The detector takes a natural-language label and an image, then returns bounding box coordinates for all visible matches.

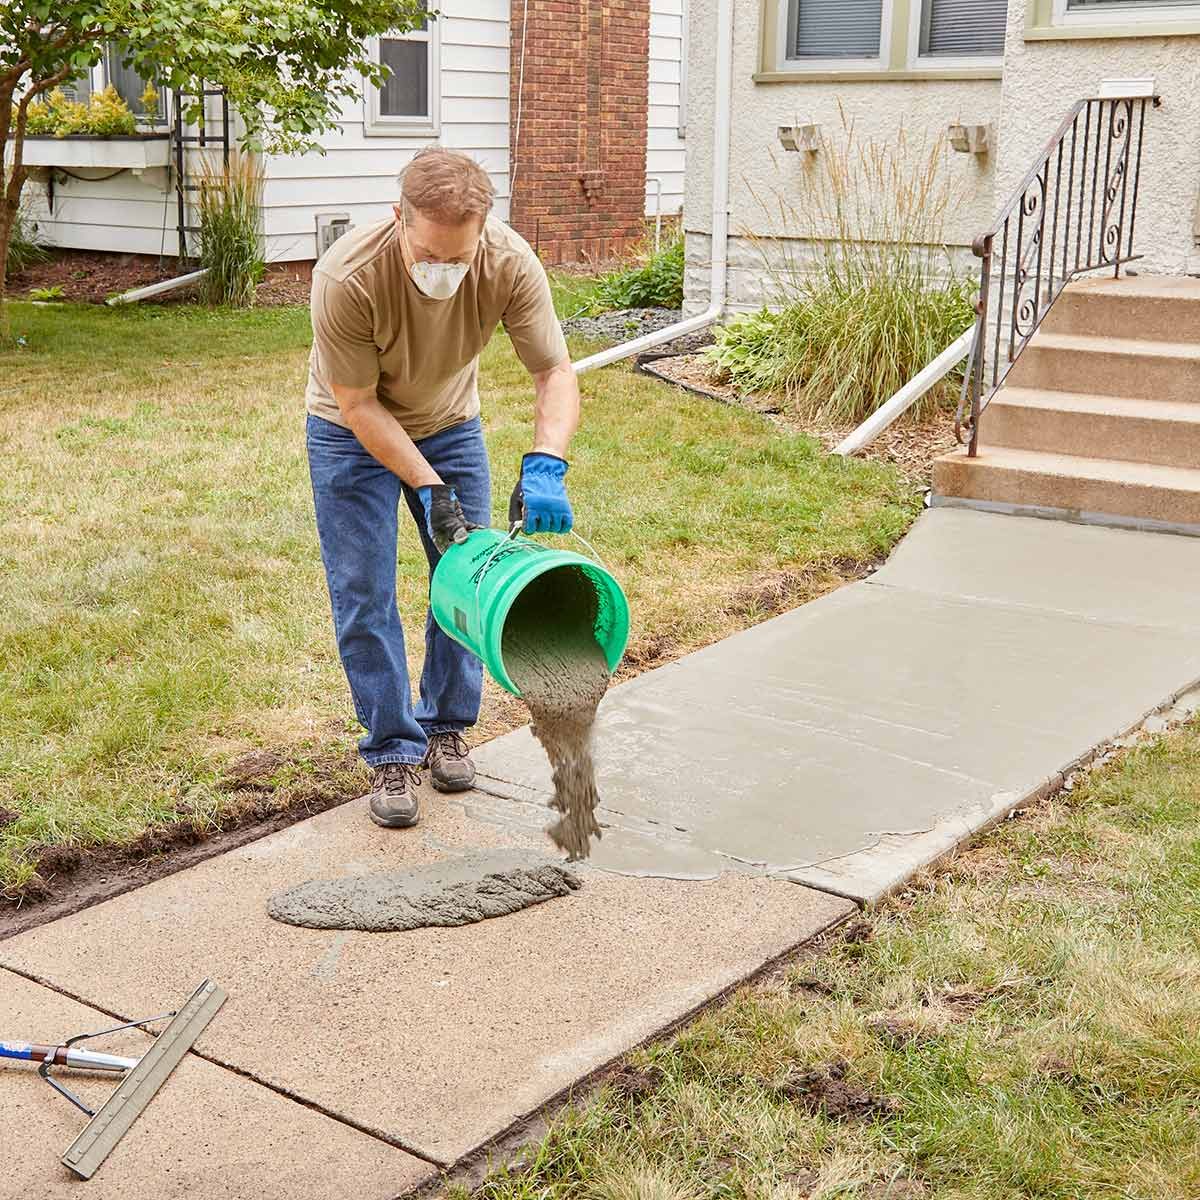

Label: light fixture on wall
[947,123,992,156]
[777,124,820,153]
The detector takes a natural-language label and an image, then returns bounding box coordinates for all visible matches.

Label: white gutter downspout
[573,0,733,375]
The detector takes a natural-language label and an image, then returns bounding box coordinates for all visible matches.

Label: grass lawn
[0,295,917,897]
[459,720,1200,1200]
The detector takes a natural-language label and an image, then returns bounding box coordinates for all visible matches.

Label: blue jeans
[306,413,491,767]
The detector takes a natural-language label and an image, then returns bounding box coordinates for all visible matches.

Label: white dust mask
[408,259,470,301]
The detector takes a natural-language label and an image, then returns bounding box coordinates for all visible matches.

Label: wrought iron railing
[956,94,1160,454]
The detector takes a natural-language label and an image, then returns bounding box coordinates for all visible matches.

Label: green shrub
[705,115,976,425]
[26,86,137,137]
[589,232,684,312]
[5,198,47,278]
[196,151,265,307]
[29,285,65,301]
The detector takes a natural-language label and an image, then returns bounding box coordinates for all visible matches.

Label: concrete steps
[933,446,1200,527]
[1006,332,1200,403]
[980,389,1200,470]
[933,275,1200,531]
[1042,275,1200,343]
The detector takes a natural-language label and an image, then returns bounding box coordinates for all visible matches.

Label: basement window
[365,12,440,137]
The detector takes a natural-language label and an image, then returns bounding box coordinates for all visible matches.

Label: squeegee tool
[1,979,226,1180]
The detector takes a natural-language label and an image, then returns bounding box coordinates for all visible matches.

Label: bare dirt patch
[643,353,958,485]
[607,1063,666,1104]
[774,1059,900,1122]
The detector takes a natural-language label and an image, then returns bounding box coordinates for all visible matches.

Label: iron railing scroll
[956,94,1160,454]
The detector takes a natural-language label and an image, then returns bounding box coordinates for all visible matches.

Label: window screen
[1068,0,1189,6]
[788,0,884,59]
[920,0,1007,56]
[105,45,165,120]
[379,38,430,117]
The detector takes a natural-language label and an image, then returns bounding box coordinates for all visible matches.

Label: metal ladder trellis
[171,84,232,262]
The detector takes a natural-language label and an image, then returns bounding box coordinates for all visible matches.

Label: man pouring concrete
[306,148,579,830]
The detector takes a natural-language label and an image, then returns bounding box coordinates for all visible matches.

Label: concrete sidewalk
[3,507,1199,1194]
[472,507,1200,900]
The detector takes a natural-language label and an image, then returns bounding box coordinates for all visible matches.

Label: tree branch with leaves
[0,0,424,320]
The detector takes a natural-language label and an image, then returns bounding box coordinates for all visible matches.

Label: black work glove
[417,484,480,553]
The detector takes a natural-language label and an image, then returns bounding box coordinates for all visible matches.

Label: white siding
[646,0,687,218]
[29,0,510,263]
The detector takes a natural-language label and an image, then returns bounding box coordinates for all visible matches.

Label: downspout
[573,0,733,375]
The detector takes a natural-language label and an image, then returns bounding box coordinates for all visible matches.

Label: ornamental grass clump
[196,151,265,308]
[705,115,976,425]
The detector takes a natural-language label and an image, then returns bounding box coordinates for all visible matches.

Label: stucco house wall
[682,0,1002,315]
[995,0,1200,277]
[684,0,1200,318]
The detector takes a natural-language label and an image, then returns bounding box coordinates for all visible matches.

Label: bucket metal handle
[471,522,611,600]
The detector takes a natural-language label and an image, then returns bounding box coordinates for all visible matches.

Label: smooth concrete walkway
[471,507,1200,900]
[4,507,1199,1192]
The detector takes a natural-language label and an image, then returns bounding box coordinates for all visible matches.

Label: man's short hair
[400,148,495,226]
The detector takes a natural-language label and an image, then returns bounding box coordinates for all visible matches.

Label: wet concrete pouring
[503,566,612,861]
[267,564,612,933]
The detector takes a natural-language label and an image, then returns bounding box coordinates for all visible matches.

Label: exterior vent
[315,213,351,259]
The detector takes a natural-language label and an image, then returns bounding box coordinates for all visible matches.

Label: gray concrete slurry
[473,508,1200,901]
[0,968,433,1199]
[268,850,581,931]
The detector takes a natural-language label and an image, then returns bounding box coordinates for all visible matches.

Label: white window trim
[774,0,894,72]
[364,23,440,138]
[1054,0,1200,21]
[907,0,1005,71]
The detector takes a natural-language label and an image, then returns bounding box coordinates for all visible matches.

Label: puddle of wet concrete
[267,850,581,932]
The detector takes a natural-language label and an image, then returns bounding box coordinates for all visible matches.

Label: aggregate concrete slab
[1,800,853,1166]
[472,508,1200,902]
[0,968,433,1200]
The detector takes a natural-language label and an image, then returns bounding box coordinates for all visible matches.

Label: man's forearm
[336,388,441,488]
[531,358,580,458]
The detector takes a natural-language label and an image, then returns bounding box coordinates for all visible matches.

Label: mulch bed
[7,248,312,307]
[642,352,958,485]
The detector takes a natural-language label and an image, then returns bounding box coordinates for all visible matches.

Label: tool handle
[0,1040,136,1071]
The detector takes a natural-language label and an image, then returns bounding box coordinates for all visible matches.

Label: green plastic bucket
[430,528,630,697]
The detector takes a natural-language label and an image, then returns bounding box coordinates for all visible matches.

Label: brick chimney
[508,0,651,266]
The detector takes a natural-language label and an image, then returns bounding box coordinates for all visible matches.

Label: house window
[786,0,884,60]
[919,0,1007,56]
[1032,0,1200,35]
[104,45,166,122]
[365,13,439,136]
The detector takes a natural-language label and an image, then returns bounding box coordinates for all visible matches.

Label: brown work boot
[423,731,476,793]
[366,763,422,828]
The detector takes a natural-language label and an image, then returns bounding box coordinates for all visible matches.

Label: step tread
[990,388,1200,421]
[1064,275,1200,302]
[943,446,1200,490]
[1027,330,1200,359]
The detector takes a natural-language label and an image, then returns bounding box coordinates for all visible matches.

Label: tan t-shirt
[306,215,568,440]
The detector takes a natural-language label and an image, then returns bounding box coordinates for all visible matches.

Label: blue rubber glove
[416,484,476,553]
[508,453,573,535]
